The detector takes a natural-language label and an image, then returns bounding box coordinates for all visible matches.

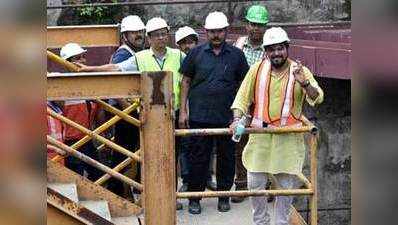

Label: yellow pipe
[47,135,143,191]
[95,98,141,127]
[52,101,139,162]
[297,173,312,189]
[94,150,141,185]
[174,126,313,137]
[47,108,141,163]
[47,50,80,72]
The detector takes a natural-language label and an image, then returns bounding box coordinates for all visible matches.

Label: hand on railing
[178,110,189,128]
[73,62,90,72]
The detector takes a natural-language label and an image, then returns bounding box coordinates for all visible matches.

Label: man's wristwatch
[301,79,310,88]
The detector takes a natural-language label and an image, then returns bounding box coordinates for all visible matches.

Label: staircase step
[48,183,79,202]
[112,216,141,225]
[80,200,112,221]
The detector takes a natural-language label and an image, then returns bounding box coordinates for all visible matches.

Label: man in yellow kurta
[230,27,324,225]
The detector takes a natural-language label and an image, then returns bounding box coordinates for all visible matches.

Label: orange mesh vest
[250,59,302,128]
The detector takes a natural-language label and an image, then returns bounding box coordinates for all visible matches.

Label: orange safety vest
[250,59,302,128]
[63,100,98,140]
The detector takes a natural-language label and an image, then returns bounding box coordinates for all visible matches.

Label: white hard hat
[60,43,87,60]
[120,15,145,32]
[175,26,198,44]
[204,11,229,30]
[262,27,290,47]
[146,17,169,34]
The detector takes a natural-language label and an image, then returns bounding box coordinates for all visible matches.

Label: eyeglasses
[150,31,169,38]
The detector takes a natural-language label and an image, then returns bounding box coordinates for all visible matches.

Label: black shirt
[179,42,249,125]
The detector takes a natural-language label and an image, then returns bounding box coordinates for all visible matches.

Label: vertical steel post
[141,71,176,225]
[309,132,319,225]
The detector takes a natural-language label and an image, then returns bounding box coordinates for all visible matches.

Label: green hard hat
[245,5,269,24]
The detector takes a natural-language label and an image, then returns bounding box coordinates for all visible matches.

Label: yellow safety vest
[135,47,184,110]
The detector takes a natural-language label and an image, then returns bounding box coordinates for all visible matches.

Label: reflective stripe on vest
[251,59,302,128]
[234,36,248,50]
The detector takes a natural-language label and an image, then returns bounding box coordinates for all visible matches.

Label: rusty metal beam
[141,71,176,225]
[47,187,113,225]
[47,72,141,101]
[47,25,119,48]
[47,204,84,225]
[48,159,143,217]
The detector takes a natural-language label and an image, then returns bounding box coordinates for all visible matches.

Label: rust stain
[78,208,114,225]
[148,72,165,105]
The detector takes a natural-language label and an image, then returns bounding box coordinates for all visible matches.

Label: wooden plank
[47,72,141,100]
[47,25,119,48]
[47,159,143,218]
[141,71,175,225]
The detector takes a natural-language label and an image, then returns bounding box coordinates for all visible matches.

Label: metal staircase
[47,159,142,225]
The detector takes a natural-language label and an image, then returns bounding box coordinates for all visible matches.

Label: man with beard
[179,11,249,214]
[111,15,146,64]
[106,15,145,200]
[232,4,269,204]
[229,27,324,225]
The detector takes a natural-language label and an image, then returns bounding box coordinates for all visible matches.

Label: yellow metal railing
[173,116,319,225]
[47,45,318,225]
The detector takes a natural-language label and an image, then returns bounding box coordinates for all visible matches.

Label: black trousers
[109,111,140,196]
[64,140,103,181]
[187,120,236,202]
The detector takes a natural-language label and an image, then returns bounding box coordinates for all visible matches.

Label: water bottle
[232,116,246,142]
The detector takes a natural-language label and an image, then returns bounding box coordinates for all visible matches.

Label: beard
[270,56,287,68]
[210,37,223,47]
[249,32,263,43]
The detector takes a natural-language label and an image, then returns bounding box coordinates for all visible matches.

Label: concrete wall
[48,0,350,26]
[297,77,351,225]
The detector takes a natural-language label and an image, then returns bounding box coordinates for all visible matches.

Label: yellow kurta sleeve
[231,62,261,114]
[302,66,324,106]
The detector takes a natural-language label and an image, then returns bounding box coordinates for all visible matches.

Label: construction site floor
[177,196,252,225]
[176,178,253,225]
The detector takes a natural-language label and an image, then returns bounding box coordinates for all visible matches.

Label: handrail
[95,153,137,186]
[47,50,80,72]
[95,98,141,127]
[47,135,143,191]
[52,100,140,162]
[175,116,317,136]
[47,108,141,162]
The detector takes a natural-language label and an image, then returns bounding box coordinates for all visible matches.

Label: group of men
[47,4,324,225]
